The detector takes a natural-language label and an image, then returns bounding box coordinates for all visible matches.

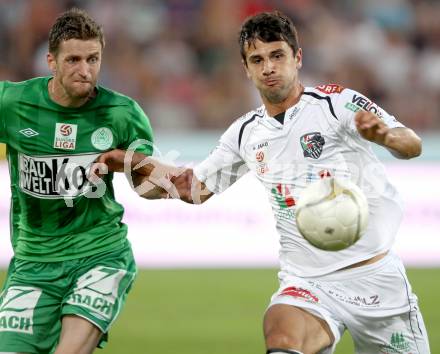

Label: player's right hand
[95,149,127,172]
[355,111,389,145]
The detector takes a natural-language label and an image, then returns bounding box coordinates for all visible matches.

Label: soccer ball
[295,177,369,251]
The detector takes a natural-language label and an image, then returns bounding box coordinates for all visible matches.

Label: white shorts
[268,252,430,354]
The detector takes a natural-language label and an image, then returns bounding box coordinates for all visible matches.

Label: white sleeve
[194,121,249,194]
[333,88,405,134]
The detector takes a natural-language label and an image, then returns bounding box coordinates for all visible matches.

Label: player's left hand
[170,168,193,202]
[355,111,389,146]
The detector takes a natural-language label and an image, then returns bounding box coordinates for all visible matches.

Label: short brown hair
[48,8,105,55]
[239,11,299,65]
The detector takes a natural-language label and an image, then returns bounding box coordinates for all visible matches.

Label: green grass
[0,268,438,353]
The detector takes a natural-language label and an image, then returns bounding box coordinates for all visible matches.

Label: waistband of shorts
[311,251,400,281]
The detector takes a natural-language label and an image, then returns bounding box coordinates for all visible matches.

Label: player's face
[243,40,302,104]
[47,39,102,101]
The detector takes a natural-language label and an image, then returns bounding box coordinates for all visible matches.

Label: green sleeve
[0,82,6,144]
[119,100,154,156]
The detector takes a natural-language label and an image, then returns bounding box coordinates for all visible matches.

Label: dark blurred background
[0,0,439,133]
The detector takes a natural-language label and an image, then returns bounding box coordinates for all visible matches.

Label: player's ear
[242,59,251,79]
[47,52,57,76]
[295,48,303,70]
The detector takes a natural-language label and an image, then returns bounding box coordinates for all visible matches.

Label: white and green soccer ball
[295,177,369,251]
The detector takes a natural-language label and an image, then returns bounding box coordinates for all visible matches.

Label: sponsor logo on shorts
[68,293,114,319]
[325,287,381,307]
[54,123,77,150]
[300,132,325,159]
[353,295,380,306]
[0,286,42,334]
[380,332,411,354]
[66,266,127,321]
[279,286,319,303]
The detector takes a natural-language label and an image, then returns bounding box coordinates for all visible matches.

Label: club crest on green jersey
[91,127,113,151]
[54,123,77,150]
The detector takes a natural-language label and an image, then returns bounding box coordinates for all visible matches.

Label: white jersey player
[194,84,406,277]
[191,83,430,354]
[98,10,430,354]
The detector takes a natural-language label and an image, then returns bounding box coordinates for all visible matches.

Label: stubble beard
[261,76,298,104]
[262,85,290,104]
[67,81,94,100]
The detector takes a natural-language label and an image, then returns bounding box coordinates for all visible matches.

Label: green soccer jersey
[0,77,154,261]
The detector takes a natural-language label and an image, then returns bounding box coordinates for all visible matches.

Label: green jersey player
[0,8,160,354]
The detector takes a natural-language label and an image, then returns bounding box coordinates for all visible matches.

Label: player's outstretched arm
[354,111,422,159]
[93,149,184,200]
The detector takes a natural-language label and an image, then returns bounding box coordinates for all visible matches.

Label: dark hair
[239,11,299,64]
[48,8,105,55]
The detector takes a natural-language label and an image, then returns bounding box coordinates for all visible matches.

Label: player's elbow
[402,134,422,159]
[387,128,422,159]
[409,139,422,159]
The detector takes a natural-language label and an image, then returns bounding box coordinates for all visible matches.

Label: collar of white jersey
[261,94,307,128]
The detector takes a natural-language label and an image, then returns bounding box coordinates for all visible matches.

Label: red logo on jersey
[318,169,332,179]
[280,286,319,303]
[271,184,296,208]
[256,151,265,162]
[316,84,344,94]
[60,124,73,136]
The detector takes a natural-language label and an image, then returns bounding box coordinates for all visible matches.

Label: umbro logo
[19,128,39,137]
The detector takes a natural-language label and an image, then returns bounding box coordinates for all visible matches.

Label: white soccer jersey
[194,84,406,277]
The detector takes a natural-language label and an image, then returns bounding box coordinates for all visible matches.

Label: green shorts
[0,246,137,354]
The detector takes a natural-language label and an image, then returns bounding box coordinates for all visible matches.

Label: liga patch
[54,123,77,150]
[0,286,42,334]
[66,266,127,321]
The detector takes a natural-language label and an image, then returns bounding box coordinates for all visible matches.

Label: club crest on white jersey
[300,132,326,159]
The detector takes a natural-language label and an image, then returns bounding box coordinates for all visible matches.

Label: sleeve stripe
[303,91,338,120]
[238,113,263,148]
